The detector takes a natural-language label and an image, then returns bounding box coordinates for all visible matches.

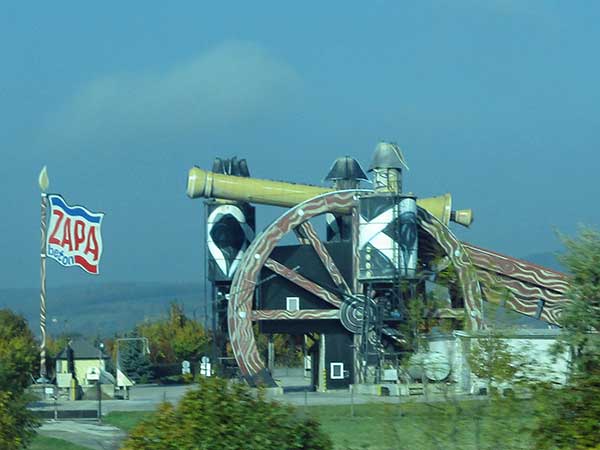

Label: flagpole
[38,167,49,383]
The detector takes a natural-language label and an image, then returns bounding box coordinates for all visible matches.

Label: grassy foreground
[104,411,153,432]
[304,401,534,450]
[105,399,536,450]
[28,434,92,450]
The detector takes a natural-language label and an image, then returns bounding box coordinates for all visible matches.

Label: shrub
[531,228,600,450]
[0,390,38,449]
[121,377,332,450]
[0,309,39,449]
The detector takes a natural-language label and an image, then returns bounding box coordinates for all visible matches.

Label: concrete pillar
[318,334,326,392]
[267,334,275,373]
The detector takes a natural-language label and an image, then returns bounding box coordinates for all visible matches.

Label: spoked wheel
[228,191,483,386]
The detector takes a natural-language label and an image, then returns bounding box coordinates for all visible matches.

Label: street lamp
[51,317,69,337]
[97,342,104,422]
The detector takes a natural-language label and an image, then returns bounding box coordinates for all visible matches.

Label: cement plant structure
[186,143,570,393]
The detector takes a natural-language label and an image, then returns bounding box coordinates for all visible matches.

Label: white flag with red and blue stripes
[46,194,104,274]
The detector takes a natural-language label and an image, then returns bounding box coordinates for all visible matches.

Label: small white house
[416,329,571,394]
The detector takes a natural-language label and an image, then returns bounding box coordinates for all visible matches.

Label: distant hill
[0,282,206,337]
[520,251,565,273]
[0,251,565,338]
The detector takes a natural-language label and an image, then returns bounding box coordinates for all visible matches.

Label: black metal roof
[324,156,368,181]
[55,340,109,360]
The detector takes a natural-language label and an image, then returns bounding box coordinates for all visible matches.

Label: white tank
[408,352,451,382]
[398,196,418,278]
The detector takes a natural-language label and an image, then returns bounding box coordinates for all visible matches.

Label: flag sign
[46,194,104,274]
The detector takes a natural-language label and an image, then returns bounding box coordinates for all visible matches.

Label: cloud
[43,41,302,148]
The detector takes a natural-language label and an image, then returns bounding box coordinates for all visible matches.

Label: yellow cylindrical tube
[187,167,331,207]
[187,167,473,227]
[452,209,474,228]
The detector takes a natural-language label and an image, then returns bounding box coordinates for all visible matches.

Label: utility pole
[97,342,104,422]
[37,166,50,383]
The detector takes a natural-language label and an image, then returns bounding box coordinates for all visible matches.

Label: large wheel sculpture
[228,191,484,386]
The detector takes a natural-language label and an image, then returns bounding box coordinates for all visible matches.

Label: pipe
[187,167,472,227]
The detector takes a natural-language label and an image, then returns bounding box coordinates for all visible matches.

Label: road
[32,383,411,415]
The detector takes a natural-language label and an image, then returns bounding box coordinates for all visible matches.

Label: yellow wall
[56,359,106,386]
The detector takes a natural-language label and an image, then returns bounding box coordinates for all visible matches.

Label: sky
[1,1,599,289]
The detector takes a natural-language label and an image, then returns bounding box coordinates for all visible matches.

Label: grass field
[28,434,92,450]
[304,401,535,450]
[103,410,153,432]
[104,398,537,450]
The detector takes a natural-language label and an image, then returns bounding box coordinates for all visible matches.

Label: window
[286,296,300,311]
[330,362,344,379]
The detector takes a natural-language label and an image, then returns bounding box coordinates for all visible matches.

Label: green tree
[467,328,528,395]
[532,227,600,450]
[0,309,38,391]
[45,334,70,362]
[135,302,210,364]
[466,326,537,450]
[555,228,600,373]
[122,377,332,450]
[416,286,536,450]
[119,338,153,384]
[253,325,304,369]
[0,309,39,449]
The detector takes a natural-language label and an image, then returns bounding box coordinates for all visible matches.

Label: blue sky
[1,1,599,288]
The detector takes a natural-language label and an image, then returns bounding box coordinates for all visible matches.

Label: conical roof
[368,142,409,172]
[324,156,368,181]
